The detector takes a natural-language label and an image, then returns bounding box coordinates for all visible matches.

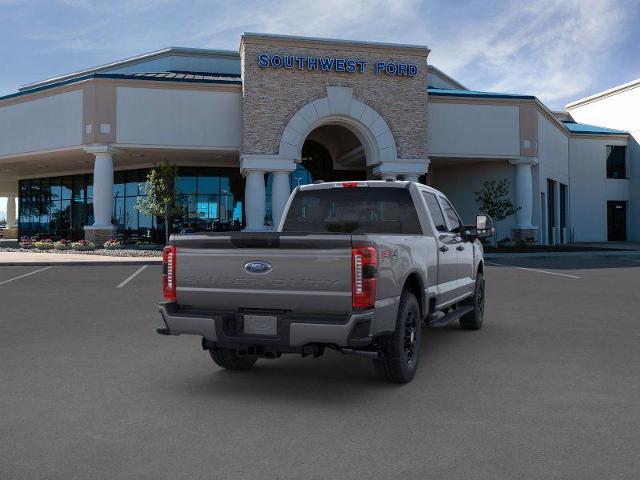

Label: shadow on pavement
[160,324,469,405]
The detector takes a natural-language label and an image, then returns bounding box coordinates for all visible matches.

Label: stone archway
[278,86,398,168]
[240,86,429,230]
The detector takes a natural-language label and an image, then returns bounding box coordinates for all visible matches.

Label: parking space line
[485,261,581,279]
[116,265,149,289]
[0,266,53,286]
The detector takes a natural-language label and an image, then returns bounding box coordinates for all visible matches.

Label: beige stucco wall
[240,35,428,160]
[0,90,83,157]
[427,101,520,157]
[116,86,242,148]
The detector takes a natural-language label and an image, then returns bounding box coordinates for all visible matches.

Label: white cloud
[426,0,628,107]
[3,0,635,109]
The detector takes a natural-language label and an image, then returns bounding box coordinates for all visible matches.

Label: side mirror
[475,214,495,238]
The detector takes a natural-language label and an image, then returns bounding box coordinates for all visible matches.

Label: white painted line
[485,261,581,279]
[0,266,53,286]
[116,265,149,289]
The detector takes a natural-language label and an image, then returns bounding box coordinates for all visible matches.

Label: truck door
[439,197,475,292]
[422,192,460,306]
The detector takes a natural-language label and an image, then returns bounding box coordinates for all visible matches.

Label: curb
[485,251,640,260]
[0,259,162,266]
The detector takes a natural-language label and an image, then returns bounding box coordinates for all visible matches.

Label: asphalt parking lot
[1,256,639,479]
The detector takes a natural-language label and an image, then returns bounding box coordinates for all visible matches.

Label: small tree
[136,161,181,243]
[474,179,519,245]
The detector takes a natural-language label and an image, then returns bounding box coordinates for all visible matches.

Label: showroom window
[606,145,626,179]
[173,167,245,233]
[19,167,245,241]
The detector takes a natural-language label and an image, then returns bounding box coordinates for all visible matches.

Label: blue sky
[1,0,639,215]
[1,0,639,109]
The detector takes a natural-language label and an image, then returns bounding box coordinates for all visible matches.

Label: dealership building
[0,33,637,244]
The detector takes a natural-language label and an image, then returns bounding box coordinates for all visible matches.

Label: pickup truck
[157,180,493,383]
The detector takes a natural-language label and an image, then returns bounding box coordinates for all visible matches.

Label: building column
[1,194,18,240]
[83,145,118,245]
[6,195,17,229]
[244,170,266,231]
[510,157,538,242]
[373,159,430,183]
[241,154,296,231]
[271,171,291,229]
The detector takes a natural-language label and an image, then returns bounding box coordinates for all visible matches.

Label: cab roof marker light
[335,181,369,188]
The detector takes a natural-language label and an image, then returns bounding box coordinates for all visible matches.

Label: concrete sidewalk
[486,250,640,260]
[0,251,162,266]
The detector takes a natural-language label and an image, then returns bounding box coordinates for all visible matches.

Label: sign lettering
[257,54,417,77]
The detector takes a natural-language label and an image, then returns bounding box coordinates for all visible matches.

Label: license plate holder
[243,314,278,336]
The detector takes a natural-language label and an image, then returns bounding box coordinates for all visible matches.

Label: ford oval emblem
[244,260,272,274]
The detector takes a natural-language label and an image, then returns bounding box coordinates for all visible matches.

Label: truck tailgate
[173,233,353,314]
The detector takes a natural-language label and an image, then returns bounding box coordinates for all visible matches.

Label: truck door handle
[456,245,465,251]
[439,245,449,252]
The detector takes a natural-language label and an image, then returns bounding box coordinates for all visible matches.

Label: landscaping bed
[1,238,163,257]
[0,247,162,257]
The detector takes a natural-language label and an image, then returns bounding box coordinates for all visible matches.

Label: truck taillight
[162,245,176,301]
[352,246,377,309]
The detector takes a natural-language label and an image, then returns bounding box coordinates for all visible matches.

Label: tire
[209,348,257,370]
[460,273,485,330]
[373,292,422,383]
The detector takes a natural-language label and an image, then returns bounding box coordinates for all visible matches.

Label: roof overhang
[19,47,240,93]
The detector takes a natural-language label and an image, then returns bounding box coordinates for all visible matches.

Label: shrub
[19,236,34,249]
[33,239,54,250]
[103,239,123,250]
[54,239,73,250]
[71,240,96,251]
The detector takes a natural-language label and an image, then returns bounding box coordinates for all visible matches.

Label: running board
[425,305,474,327]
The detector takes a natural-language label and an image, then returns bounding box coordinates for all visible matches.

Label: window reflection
[18,167,245,241]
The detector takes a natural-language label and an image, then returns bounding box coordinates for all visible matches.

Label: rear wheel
[209,348,257,370]
[373,292,422,383]
[459,273,485,330]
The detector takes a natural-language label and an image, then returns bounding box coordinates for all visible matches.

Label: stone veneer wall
[240,36,429,160]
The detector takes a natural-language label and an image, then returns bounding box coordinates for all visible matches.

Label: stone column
[403,174,420,183]
[509,158,538,242]
[244,170,266,231]
[83,145,117,245]
[271,171,291,229]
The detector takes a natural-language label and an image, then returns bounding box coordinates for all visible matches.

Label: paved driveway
[1,257,639,479]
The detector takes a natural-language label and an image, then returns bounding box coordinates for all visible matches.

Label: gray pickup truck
[157,180,493,383]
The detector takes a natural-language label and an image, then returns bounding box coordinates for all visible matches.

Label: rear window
[282,187,422,234]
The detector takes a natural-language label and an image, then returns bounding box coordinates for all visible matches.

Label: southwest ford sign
[257,54,418,77]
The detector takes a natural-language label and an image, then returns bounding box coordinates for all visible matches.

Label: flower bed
[2,237,163,257]
[104,239,123,250]
[71,240,96,251]
[54,239,73,250]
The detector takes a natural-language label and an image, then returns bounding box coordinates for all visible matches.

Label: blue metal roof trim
[0,72,242,102]
[562,121,628,135]
[428,87,535,100]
